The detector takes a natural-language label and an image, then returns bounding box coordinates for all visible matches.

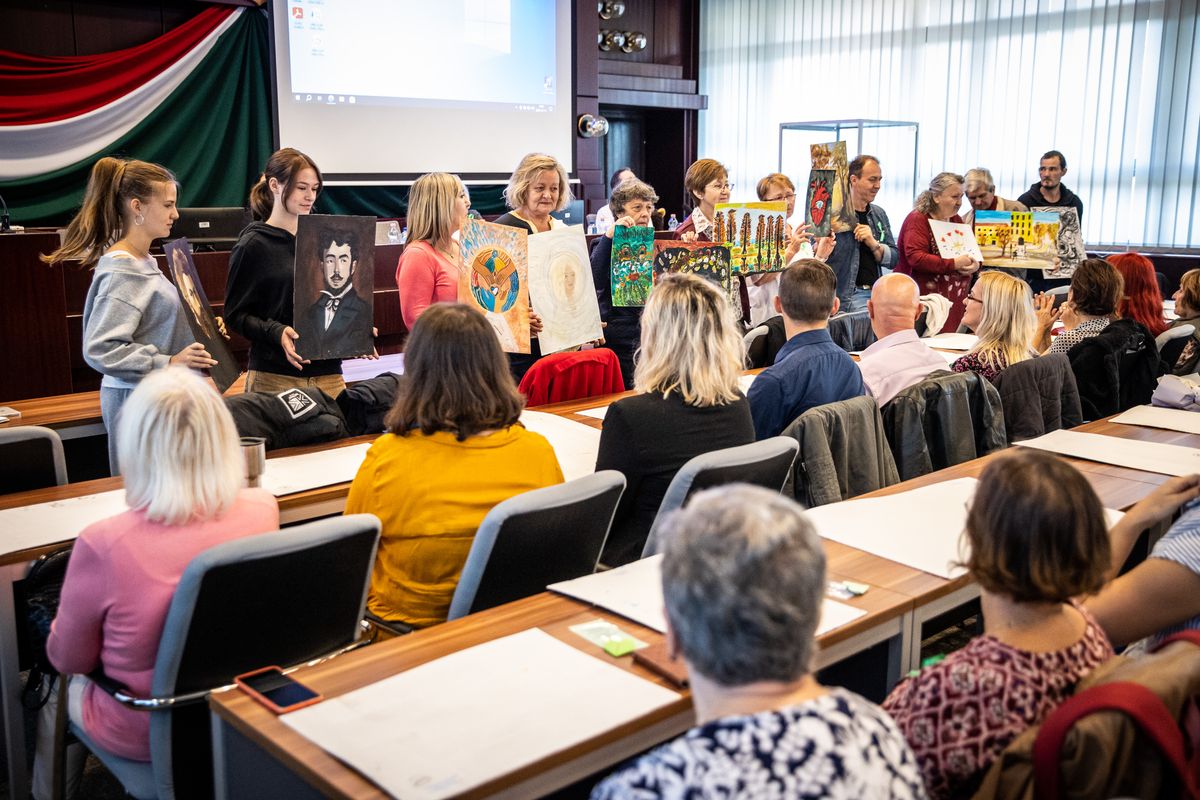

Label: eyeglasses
[709,182,734,191]
[765,192,796,202]
[966,294,982,303]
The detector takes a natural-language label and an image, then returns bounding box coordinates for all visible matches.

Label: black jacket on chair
[881,370,1007,481]
[226,387,349,450]
[337,374,400,436]
[1068,319,1161,420]
[991,353,1083,442]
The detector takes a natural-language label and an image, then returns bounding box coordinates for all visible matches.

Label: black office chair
[641,437,799,557]
[57,515,380,800]
[447,471,626,619]
[0,425,67,494]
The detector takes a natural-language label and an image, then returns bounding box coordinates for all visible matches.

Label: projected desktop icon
[348,97,356,104]
[291,7,303,20]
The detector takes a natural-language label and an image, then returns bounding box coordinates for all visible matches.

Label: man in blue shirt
[748,260,866,439]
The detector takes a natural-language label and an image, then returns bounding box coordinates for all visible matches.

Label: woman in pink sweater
[395,172,471,330]
[46,368,279,764]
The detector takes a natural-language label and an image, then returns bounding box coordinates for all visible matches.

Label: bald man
[857,273,948,405]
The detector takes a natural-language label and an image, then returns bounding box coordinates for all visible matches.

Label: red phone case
[234,665,324,714]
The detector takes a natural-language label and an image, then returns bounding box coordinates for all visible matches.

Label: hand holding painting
[169,342,217,369]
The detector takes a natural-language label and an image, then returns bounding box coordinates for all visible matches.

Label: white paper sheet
[341,352,404,383]
[527,227,605,354]
[928,219,985,261]
[259,443,372,496]
[519,410,601,482]
[1112,405,1200,436]
[804,479,978,580]
[923,333,979,351]
[0,489,127,555]
[1019,429,1200,477]
[548,554,867,637]
[282,629,680,800]
[738,374,757,395]
[576,405,610,421]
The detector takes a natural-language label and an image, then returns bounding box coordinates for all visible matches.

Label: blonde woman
[952,270,1037,381]
[46,367,279,767]
[594,273,755,565]
[395,172,470,329]
[495,152,572,234]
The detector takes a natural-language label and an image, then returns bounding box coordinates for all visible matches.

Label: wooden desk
[210,577,913,799]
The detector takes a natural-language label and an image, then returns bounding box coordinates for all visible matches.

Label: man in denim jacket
[825,155,897,311]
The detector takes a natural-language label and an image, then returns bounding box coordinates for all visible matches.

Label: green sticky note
[603,636,638,657]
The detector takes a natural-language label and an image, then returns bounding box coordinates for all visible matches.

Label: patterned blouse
[951,350,1010,382]
[882,605,1113,799]
[1047,316,1110,354]
[591,688,927,799]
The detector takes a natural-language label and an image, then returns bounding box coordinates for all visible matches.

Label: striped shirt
[1147,499,1200,648]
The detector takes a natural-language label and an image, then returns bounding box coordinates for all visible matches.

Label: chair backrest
[641,437,799,557]
[744,314,787,369]
[1156,323,1195,351]
[0,425,67,493]
[517,349,625,407]
[827,309,876,352]
[149,515,380,800]
[1068,318,1161,418]
[781,395,899,508]
[991,353,1083,442]
[1047,285,1071,297]
[447,471,625,620]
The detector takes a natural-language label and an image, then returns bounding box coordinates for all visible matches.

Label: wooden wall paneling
[574,0,604,209]
[597,61,683,80]
[651,0,685,69]
[0,0,74,56]
[71,1,176,54]
[0,233,73,401]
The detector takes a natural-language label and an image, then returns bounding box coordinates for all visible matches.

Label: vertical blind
[700,0,1200,249]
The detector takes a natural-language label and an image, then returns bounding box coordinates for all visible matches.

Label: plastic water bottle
[400,226,408,244]
[387,221,401,244]
[667,214,679,231]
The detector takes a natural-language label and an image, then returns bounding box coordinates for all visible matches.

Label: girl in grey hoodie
[42,157,216,473]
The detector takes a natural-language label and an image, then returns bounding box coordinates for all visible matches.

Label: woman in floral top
[1034,258,1123,355]
[883,450,1198,798]
[952,271,1037,382]
[592,485,925,799]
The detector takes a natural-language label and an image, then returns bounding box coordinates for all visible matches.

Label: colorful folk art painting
[651,240,734,304]
[1032,206,1085,279]
[526,226,603,354]
[460,217,531,353]
[805,170,835,237]
[928,219,984,262]
[610,224,655,307]
[811,141,854,234]
[713,201,787,275]
[973,210,1060,270]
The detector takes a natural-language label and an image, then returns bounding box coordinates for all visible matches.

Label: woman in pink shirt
[395,172,471,330]
[46,368,279,766]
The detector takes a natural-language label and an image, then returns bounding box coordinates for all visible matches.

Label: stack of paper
[519,411,601,481]
[283,629,680,800]
[549,555,866,637]
[259,443,372,496]
[1019,429,1200,476]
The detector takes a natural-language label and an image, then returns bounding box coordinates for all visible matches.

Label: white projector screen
[271,0,575,182]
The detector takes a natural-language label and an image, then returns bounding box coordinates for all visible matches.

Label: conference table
[0,381,1192,798]
[204,397,1193,800]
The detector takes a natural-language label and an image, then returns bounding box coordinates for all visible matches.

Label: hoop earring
[133,214,145,226]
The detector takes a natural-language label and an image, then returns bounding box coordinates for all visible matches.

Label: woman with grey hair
[588,176,660,389]
[896,171,980,332]
[591,485,926,799]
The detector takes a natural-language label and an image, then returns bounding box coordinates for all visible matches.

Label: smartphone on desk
[235,666,322,714]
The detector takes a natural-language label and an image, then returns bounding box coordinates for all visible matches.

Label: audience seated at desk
[883,450,1198,799]
[395,172,471,330]
[1108,251,1168,338]
[43,157,217,474]
[594,274,754,566]
[1034,258,1121,354]
[952,270,1037,382]
[747,260,865,439]
[592,485,926,799]
[343,303,563,629]
[589,177,661,390]
[856,273,946,405]
[40,369,279,794]
[225,148,348,398]
[1167,268,1200,375]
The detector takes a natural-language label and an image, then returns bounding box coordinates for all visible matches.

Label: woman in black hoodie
[225,148,347,397]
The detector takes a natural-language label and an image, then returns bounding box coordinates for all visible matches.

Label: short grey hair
[659,484,827,685]
[964,167,995,194]
[609,178,658,217]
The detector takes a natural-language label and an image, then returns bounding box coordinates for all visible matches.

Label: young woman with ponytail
[224,148,348,396]
[42,157,216,473]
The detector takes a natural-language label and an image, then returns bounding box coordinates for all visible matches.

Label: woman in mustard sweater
[344,303,564,627]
